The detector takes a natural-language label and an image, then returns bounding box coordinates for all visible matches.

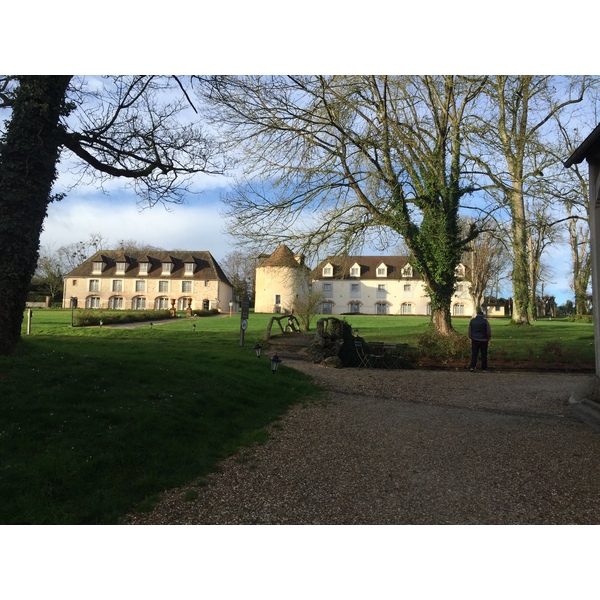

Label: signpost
[240,297,250,347]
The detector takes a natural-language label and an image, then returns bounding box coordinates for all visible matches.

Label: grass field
[0,309,594,524]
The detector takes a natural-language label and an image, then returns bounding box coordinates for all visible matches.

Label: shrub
[567,314,593,323]
[73,310,172,327]
[416,330,470,362]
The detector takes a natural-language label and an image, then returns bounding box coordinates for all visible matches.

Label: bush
[416,330,470,362]
[74,310,172,327]
[567,314,593,323]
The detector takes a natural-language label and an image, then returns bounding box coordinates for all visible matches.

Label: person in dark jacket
[468,309,492,372]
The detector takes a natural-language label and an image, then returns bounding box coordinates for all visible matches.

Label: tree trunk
[0,76,71,355]
[431,306,454,336]
[509,188,531,325]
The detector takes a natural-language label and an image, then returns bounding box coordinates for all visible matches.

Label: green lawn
[1,309,594,524]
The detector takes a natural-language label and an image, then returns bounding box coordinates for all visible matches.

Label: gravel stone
[125,359,600,525]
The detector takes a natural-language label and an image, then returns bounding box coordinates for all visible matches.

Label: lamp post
[253,343,262,358]
[70,297,77,327]
[270,353,282,374]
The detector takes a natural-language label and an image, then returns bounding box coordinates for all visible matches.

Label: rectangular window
[139,262,149,275]
[112,280,123,292]
[377,268,386,276]
[323,283,333,297]
[401,303,413,315]
[89,279,99,292]
[185,263,195,275]
[350,302,361,313]
[350,267,360,277]
[88,296,100,309]
[275,294,281,304]
[323,266,333,277]
[116,262,126,274]
[322,302,333,315]
[403,283,411,292]
[350,283,360,298]
[135,280,146,292]
[92,262,103,274]
[162,262,173,275]
[204,280,210,287]
[376,303,387,314]
[159,280,169,293]
[182,280,192,293]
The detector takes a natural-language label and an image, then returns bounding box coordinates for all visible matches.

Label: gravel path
[125,355,600,525]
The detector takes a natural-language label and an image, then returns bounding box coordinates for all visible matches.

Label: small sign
[241,297,250,320]
[241,319,248,331]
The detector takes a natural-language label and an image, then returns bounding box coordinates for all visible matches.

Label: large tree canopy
[201,75,485,334]
[0,75,226,355]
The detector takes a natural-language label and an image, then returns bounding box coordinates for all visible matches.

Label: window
[112,280,123,292]
[156,297,170,310]
[350,266,360,277]
[349,302,361,313]
[116,261,126,274]
[402,265,412,277]
[133,297,146,310]
[87,296,100,309]
[72,280,77,286]
[204,281,210,287]
[139,262,149,275]
[377,268,386,276]
[377,284,386,297]
[159,280,169,293]
[401,302,413,315]
[92,262,103,274]
[456,264,465,277]
[323,283,333,297]
[275,294,281,304]
[456,284,464,293]
[162,262,173,275]
[185,262,195,275]
[323,266,333,277]
[453,304,466,316]
[350,283,360,298]
[403,283,411,292]
[182,280,192,293]
[89,279,99,292]
[135,280,146,292]
[376,303,388,314]
[109,297,123,309]
[322,302,333,314]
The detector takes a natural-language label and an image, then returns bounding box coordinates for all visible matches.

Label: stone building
[311,255,474,316]
[254,245,310,313]
[63,250,232,313]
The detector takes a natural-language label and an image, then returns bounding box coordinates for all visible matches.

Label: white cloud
[40,190,235,263]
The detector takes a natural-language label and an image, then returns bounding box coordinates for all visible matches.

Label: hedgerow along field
[1,310,594,524]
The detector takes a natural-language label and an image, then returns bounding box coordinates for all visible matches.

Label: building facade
[63,250,233,312]
[312,255,474,316]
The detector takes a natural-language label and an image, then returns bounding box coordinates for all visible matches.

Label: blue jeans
[470,340,488,370]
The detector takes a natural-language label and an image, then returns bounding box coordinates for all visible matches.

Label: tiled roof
[260,244,306,268]
[312,256,415,280]
[66,250,232,285]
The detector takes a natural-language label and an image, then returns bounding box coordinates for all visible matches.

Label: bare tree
[201,75,486,335]
[473,76,591,325]
[220,250,258,304]
[0,76,226,354]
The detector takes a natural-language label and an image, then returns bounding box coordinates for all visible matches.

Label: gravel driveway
[125,355,600,525]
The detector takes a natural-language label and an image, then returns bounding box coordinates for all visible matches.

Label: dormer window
[376,263,388,277]
[139,262,149,275]
[162,262,173,275]
[116,261,126,275]
[92,261,104,274]
[184,262,195,276]
[456,264,465,277]
[350,263,361,277]
[323,264,333,277]
[402,265,413,278]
